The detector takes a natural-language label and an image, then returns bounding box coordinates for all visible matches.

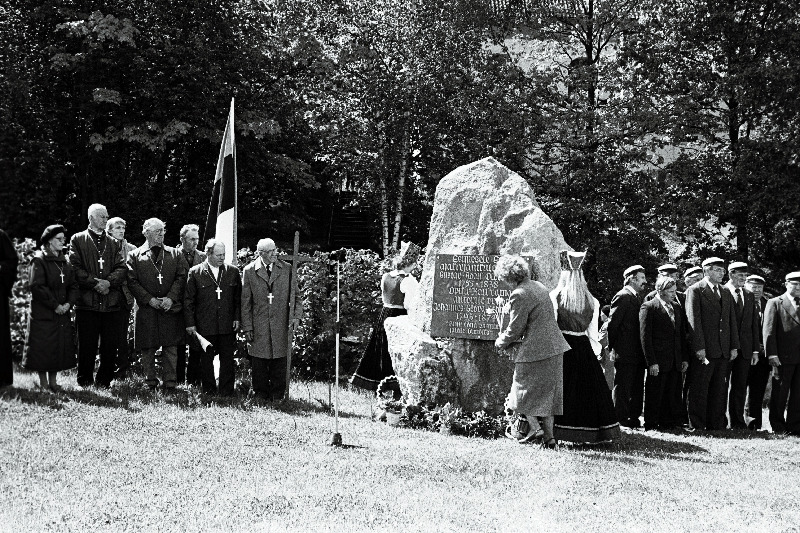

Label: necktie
[217,265,223,283]
[713,285,720,300]
[664,302,675,324]
[736,288,744,314]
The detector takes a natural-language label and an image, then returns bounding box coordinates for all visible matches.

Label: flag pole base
[329,432,343,446]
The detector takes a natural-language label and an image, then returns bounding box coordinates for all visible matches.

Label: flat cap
[746,274,765,284]
[684,266,702,278]
[701,257,725,268]
[623,265,645,278]
[728,261,748,273]
[657,263,679,274]
[785,272,800,282]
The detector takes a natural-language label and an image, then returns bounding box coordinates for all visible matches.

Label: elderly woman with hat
[22,224,79,391]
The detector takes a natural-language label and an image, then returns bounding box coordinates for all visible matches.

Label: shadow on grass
[0,385,138,412]
[562,430,711,463]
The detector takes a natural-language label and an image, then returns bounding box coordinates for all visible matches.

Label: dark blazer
[495,279,570,362]
[607,287,645,364]
[763,294,800,365]
[639,297,688,371]
[184,262,242,336]
[176,245,207,269]
[68,229,127,312]
[685,279,740,359]
[726,283,761,357]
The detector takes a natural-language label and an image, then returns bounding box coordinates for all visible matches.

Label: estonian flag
[205,98,237,264]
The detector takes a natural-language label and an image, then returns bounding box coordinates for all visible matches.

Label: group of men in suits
[65,203,299,400]
[607,257,800,435]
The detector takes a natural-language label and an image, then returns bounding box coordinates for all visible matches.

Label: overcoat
[68,230,126,312]
[185,262,241,336]
[495,279,570,362]
[639,297,689,371]
[241,258,300,359]
[763,294,800,364]
[22,250,79,371]
[127,244,187,349]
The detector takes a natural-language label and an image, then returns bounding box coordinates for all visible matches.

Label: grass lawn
[2,369,800,533]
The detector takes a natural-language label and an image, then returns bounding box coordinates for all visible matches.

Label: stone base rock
[387,157,570,414]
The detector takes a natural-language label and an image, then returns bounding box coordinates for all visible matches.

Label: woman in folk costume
[350,241,420,392]
[22,224,79,391]
[552,250,621,443]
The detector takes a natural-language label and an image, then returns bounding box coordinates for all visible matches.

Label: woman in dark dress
[551,251,621,443]
[350,242,420,392]
[22,225,79,391]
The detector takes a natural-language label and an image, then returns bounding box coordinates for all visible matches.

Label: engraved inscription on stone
[430,254,513,340]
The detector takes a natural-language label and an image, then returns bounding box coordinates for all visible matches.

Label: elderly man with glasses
[241,238,301,401]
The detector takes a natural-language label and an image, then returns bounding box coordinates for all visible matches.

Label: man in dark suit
[679,265,703,424]
[763,272,800,435]
[745,275,770,430]
[608,264,648,428]
[0,228,19,388]
[685,257,740,430]
[644,263,680,302]
[127,218,188,390]
[724,261,761,429]
[184,239,241,396]
[640,277,690,430]
[176,224,207,386]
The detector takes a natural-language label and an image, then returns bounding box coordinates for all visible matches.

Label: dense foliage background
[3,0,800,303]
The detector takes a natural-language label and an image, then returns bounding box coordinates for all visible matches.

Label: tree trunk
[390,123,411,251]
[379,167,390,257]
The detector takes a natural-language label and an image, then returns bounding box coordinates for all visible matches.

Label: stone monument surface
[384,156,571,413]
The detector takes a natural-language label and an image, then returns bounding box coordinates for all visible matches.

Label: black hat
[40,224,68,246]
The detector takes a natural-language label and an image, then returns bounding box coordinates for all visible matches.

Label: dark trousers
[769,363,800,434]
[114,310,132,378]
[727,353,753,428]
[681,368,691,424]
[687,357,728,430]
[613,361,645,426]
[177,341,202,386]
[76,310,125,387]
[747,355,771,429]
[251,356,287,401]
[201,333,236,396]
[644,366,682,429]
[1,295,12,387]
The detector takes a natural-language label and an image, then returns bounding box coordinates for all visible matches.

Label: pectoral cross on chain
[268,292,274,304]
[59,272,65,283]
[157,272,164,285]
[97,257,105,270]
[215,286,222,300]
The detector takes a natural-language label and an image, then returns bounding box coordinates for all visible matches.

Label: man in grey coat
[176,223,207,386]
[241,238,300,401]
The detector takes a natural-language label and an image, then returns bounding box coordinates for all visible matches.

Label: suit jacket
[725,283,760,357]
[184,262,242,336]
[639,297,688,371]
[176,245,207,269]
[127,244,188,349]
[68,229,127,312]
[685,279,740,359]
[763,294,800,365]
[495,279,570,362]
[607,286,645,365]
[241,258,301,359]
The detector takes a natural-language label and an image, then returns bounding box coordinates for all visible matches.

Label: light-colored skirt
[507,354,564,417]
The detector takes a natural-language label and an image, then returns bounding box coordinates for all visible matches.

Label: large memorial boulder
[384,157,570,413]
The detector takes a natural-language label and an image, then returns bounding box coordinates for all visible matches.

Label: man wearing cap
[644,264,680,303]
[608,265,648,428]
[685,257,740,431]
[679,265,703,424]
[724,261,761,429]
[763,272,800,435]
[683,266,703,299]
[745,275,770,430]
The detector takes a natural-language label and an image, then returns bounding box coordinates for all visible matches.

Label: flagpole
[231,97,238,263]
